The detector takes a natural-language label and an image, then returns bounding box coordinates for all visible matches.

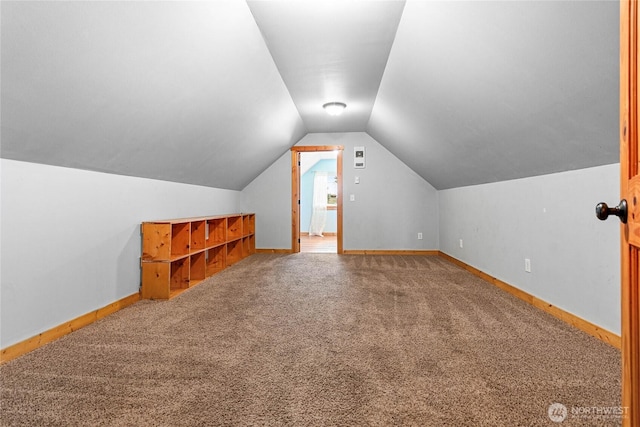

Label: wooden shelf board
[143,213,253,225]
[205,241,227,250]
[189,248,207,256]
[141,254,190,264]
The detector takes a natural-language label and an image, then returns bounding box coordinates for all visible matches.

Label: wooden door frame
[291,145,343,254]
[620,1,639,425]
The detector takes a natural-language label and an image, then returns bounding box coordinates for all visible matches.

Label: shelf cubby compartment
[191,220,206,253]
[190,251,206,286]
[171,222,191,259]
[246,214,255,235]
[141,221,191,261]
[242,215,250,237]
[227,215,243,240]
[247,234,255,255]
[227,239,243,266]
[170,257,191,292]
[141,256,190,300]
[242,236,252,257]
[206,244,226,276]
[142,223,185,261]
[206,218,226,247]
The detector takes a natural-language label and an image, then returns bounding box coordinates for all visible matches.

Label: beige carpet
[0,254,621,426]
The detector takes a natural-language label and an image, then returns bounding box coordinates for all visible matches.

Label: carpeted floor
[0,254,621,426]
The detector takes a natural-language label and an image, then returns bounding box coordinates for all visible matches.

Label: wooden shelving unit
[141,213,255,299]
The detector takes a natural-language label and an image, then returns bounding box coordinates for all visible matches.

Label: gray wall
[241,132,439,250]
[1,159,240,348]
[240,153,292,250]
[438,164,620,334]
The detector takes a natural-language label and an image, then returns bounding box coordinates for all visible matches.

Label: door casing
[291,145,343,254]
[620,1,639,425]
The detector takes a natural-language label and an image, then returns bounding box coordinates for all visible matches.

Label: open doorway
[299,151,338,253]
[291,146,343,254]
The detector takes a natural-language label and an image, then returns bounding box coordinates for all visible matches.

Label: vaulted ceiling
[1,1,619,191]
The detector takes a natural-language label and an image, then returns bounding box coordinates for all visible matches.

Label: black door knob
[596,200,628,223]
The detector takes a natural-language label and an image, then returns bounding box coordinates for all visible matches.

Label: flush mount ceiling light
[323,102,347,116]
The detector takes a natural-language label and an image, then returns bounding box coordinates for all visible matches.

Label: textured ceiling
[1,1,620,191]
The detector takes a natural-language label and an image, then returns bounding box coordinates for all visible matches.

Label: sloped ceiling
[1,1,619,191]
[368,0,619,189]
[1,1,305,190]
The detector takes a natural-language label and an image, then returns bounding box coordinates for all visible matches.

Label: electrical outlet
[525,258,531,273]
[417,232,423,240]
[459,239,463,248]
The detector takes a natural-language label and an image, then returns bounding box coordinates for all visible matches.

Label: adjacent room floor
[300,234,337,253]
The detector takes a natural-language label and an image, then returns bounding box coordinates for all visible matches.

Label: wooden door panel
[627,177,640,247]
[621,1,639,425]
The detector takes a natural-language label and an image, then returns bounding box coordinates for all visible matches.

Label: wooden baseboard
[255,248,293,254]
[438,252,621,349]
[343,250,440,256]
[0,292,141,364]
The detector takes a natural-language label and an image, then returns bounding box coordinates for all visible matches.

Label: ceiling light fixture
[323,102,347,116]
